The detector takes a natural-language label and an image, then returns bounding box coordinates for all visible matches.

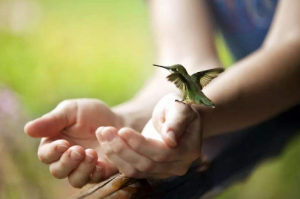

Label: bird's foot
[175,99,186,105]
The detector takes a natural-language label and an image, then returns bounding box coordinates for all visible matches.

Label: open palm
[25,99,121,188]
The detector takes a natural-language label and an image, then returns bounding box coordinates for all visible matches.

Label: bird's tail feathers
[201,97,215,109]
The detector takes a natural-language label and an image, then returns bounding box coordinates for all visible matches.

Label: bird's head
[153,64,188,75]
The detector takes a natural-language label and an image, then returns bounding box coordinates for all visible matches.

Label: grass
[0,0,152,115]
[0,0,233,116]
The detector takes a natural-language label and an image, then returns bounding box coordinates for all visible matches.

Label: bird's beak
[153,64,170,70]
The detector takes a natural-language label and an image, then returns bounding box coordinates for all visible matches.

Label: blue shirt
[209,0,279,60]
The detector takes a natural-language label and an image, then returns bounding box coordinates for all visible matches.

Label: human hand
[24,99,122,188]
[96,94,202,179]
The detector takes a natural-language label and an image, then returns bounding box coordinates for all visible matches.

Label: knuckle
[137,160,154,172]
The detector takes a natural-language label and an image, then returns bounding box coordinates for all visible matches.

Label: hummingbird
[154,64,224,108]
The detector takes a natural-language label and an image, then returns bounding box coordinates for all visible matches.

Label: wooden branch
[70,159,209,199]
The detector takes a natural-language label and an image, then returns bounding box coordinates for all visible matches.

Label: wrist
[112,100,151,132]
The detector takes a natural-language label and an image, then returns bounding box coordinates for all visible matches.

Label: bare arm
[92,0,300,180]
[196,0,300,137]
[113,0,221,131]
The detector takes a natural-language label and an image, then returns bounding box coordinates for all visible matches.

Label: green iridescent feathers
[166,72,188,98]
[167,73,188,91]
[167,68,224,91]
[191,68,225,89]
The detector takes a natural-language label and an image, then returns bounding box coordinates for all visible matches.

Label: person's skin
[25,0,217,188]
[196,0,300,137]
[97,94,202,179]
[25,0,300,188]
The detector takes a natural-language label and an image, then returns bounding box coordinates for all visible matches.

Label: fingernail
[96,131,105,143]
[24,121,33,128]
[70,150,82,161]
[95,165,102,172]
[56,145,68,153]
[167,131,177,147]
[102,130,114,142]
[85,154,95,163]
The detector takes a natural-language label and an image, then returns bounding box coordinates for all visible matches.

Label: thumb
[162,101,198,148]
[24,100,77,138]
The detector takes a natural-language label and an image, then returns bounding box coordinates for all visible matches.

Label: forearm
[112,71,177,132]
[197,41,300,138]
[113,0,220,132]
[148,0,220,70]
[198,0,300,137]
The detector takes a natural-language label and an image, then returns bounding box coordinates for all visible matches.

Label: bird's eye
[172,68,177,72]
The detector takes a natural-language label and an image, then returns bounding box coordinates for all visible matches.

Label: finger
[102,127,155,173]
[24,100,77,138]
[118,128,178,162]
[152,93,182,134]
[162,101,198,147]
[96,127,141,178]
[97,142,171,179]
[49,146,85,179]
[180,114,203,159]
[101,127,186,176]
[97,127,176,179]
[90,161,107,183]
[68,149,97,188]
[38,138,71,164]
[94,127,120,179]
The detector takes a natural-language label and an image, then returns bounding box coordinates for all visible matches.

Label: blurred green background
[0,0,299,198]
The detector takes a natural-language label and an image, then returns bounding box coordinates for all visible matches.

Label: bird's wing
[167,73,188,97]
[191,68,224,89]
